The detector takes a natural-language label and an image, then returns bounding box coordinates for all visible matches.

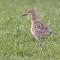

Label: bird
[22,9,52,39]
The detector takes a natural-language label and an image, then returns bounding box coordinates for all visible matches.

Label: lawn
[0,0,60,60]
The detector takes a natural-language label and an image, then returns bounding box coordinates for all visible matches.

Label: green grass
[0,0,60,60]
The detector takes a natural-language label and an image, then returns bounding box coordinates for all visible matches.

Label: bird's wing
[34,21,49,34]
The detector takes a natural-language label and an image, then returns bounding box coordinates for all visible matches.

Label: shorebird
[22,9,52,39]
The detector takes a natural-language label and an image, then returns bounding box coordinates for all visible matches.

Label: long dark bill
[22,14,28,16]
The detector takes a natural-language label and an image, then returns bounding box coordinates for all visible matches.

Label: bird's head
[22,9,35,16]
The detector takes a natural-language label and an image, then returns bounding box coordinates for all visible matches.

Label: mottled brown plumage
[23,9,52,39]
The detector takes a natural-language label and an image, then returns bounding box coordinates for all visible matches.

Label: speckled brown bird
[22,9,52,39]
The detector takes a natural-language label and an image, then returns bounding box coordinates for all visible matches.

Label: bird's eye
[28,11,30,13]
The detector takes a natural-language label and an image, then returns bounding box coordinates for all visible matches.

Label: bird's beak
[22,14,28,16]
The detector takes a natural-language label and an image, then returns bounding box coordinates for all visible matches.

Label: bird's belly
[31,27,36,36]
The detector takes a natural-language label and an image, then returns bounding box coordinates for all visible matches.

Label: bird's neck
[31,12,37,21]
